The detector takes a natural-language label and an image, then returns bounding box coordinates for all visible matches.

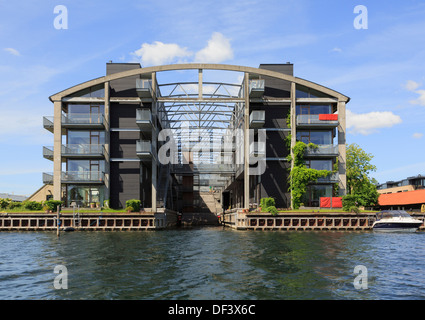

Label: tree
[344,143,379,208]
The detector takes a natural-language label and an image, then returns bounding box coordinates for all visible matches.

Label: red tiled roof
[378,189,425,206]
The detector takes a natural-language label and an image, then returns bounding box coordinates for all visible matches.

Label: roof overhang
[49,63,350,103]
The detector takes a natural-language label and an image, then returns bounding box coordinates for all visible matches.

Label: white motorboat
[372,210,423,232]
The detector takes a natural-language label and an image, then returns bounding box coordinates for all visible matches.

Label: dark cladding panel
[110,103,139,129]
[259,64,293,98]
[107,63,141,97]
[110,161,141,209]
[266,131,290,159]
[110,131,139,159]
[260,161,290,208]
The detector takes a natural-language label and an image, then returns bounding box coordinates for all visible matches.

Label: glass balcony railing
[136,140,154,159]
[136,108,153,131]
[296,114,338,128]
[249,110,265,128]
[316,172,339,184]
[305,144,338,157]
[43,114,106,131]
[43,145,105,160]
[43,171,104,184]
[136,79,153,98]
[62,113,105,127]
[249,79,265,98]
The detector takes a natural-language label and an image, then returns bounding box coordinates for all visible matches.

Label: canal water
[0,228,425,300]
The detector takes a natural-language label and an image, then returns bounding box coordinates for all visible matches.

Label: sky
[1,0,425,196]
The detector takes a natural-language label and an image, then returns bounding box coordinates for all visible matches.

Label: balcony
[62,113,105,129]
[136,108,153,131]
[296,114,338,129]
[136,140,154,161]
[43,114,106,131]
[43,145,105,161]
[316,172,339,184]
[304,144,338,158]
[43,116,54,133]
[43,172,53,184]
[43,171,105,184]
[136,79,153,98]
[249,79,265,98]
[249,110,265,128]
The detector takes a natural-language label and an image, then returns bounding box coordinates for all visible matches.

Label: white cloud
[405,80,420,91]
[330,47,343,53]
[131,41,192,66]
[346,109,402,135]
[405,80,425,106]
[413,133,423,139]
[4,47,20,56]
[194,32,233,63]
[130,32,234,66]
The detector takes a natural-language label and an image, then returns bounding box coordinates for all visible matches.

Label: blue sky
[1,0,425,196]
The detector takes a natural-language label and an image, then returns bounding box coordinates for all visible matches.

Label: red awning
[379,189,425,206]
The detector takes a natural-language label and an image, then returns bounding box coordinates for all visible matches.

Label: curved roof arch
[49,63,349,102]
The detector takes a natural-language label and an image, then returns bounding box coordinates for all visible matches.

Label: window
[301,185,333,207]
[306,160,333,171]
[296,130,333,145]
[296,104,332,115]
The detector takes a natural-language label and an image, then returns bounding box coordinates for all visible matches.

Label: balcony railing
[305,144,338,157]
[249,110,265,128]
[316,172,339,184]
[136,140,154,160]
[43,172,53,184]
[249,79,265,98]
[296,114,338,128]
[136,79,153,98]
[62,113,105,128]
[43,116,54,133]
[43,145,105,160]
[136,108,153,131]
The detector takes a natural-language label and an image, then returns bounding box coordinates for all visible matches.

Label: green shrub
[342,194,362,211]
[126,199,141,212]
[43,200,63,212]
[9,201,22,209]
[260,197,275,211]
[0,198,11,209]
[125,206,134,212]
[349,206,360,214]
[23,201,43,211]
[267,206,278,216]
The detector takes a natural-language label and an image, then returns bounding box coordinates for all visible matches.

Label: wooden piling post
[57,206,60,237]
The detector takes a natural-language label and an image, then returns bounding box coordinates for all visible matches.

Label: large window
[306,160,333,171]
[301,185,333,207]
[67,130,105,145]
[297,130,334,145]
[67,160,105,173]
[68,104,105,115]
[66,185,104,207]
[296,104,332,115]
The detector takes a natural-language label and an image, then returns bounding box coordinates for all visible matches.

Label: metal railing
[61,171,104,183]
[62,144,104,156]
[296,114,338,126]
[305,144,338,156]
[62,113,105,125]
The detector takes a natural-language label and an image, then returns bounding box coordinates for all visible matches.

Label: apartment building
[42,63,349,211]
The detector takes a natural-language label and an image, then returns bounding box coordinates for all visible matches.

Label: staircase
[181,191,221,226]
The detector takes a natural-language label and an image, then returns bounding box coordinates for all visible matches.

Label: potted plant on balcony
[90,202,95,208]
[125,206,134,213]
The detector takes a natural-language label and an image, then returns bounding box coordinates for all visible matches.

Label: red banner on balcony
[319,114,338,121]
[320,197,343,208]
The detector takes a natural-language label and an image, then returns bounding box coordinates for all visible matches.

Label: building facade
[42,63,349,211]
